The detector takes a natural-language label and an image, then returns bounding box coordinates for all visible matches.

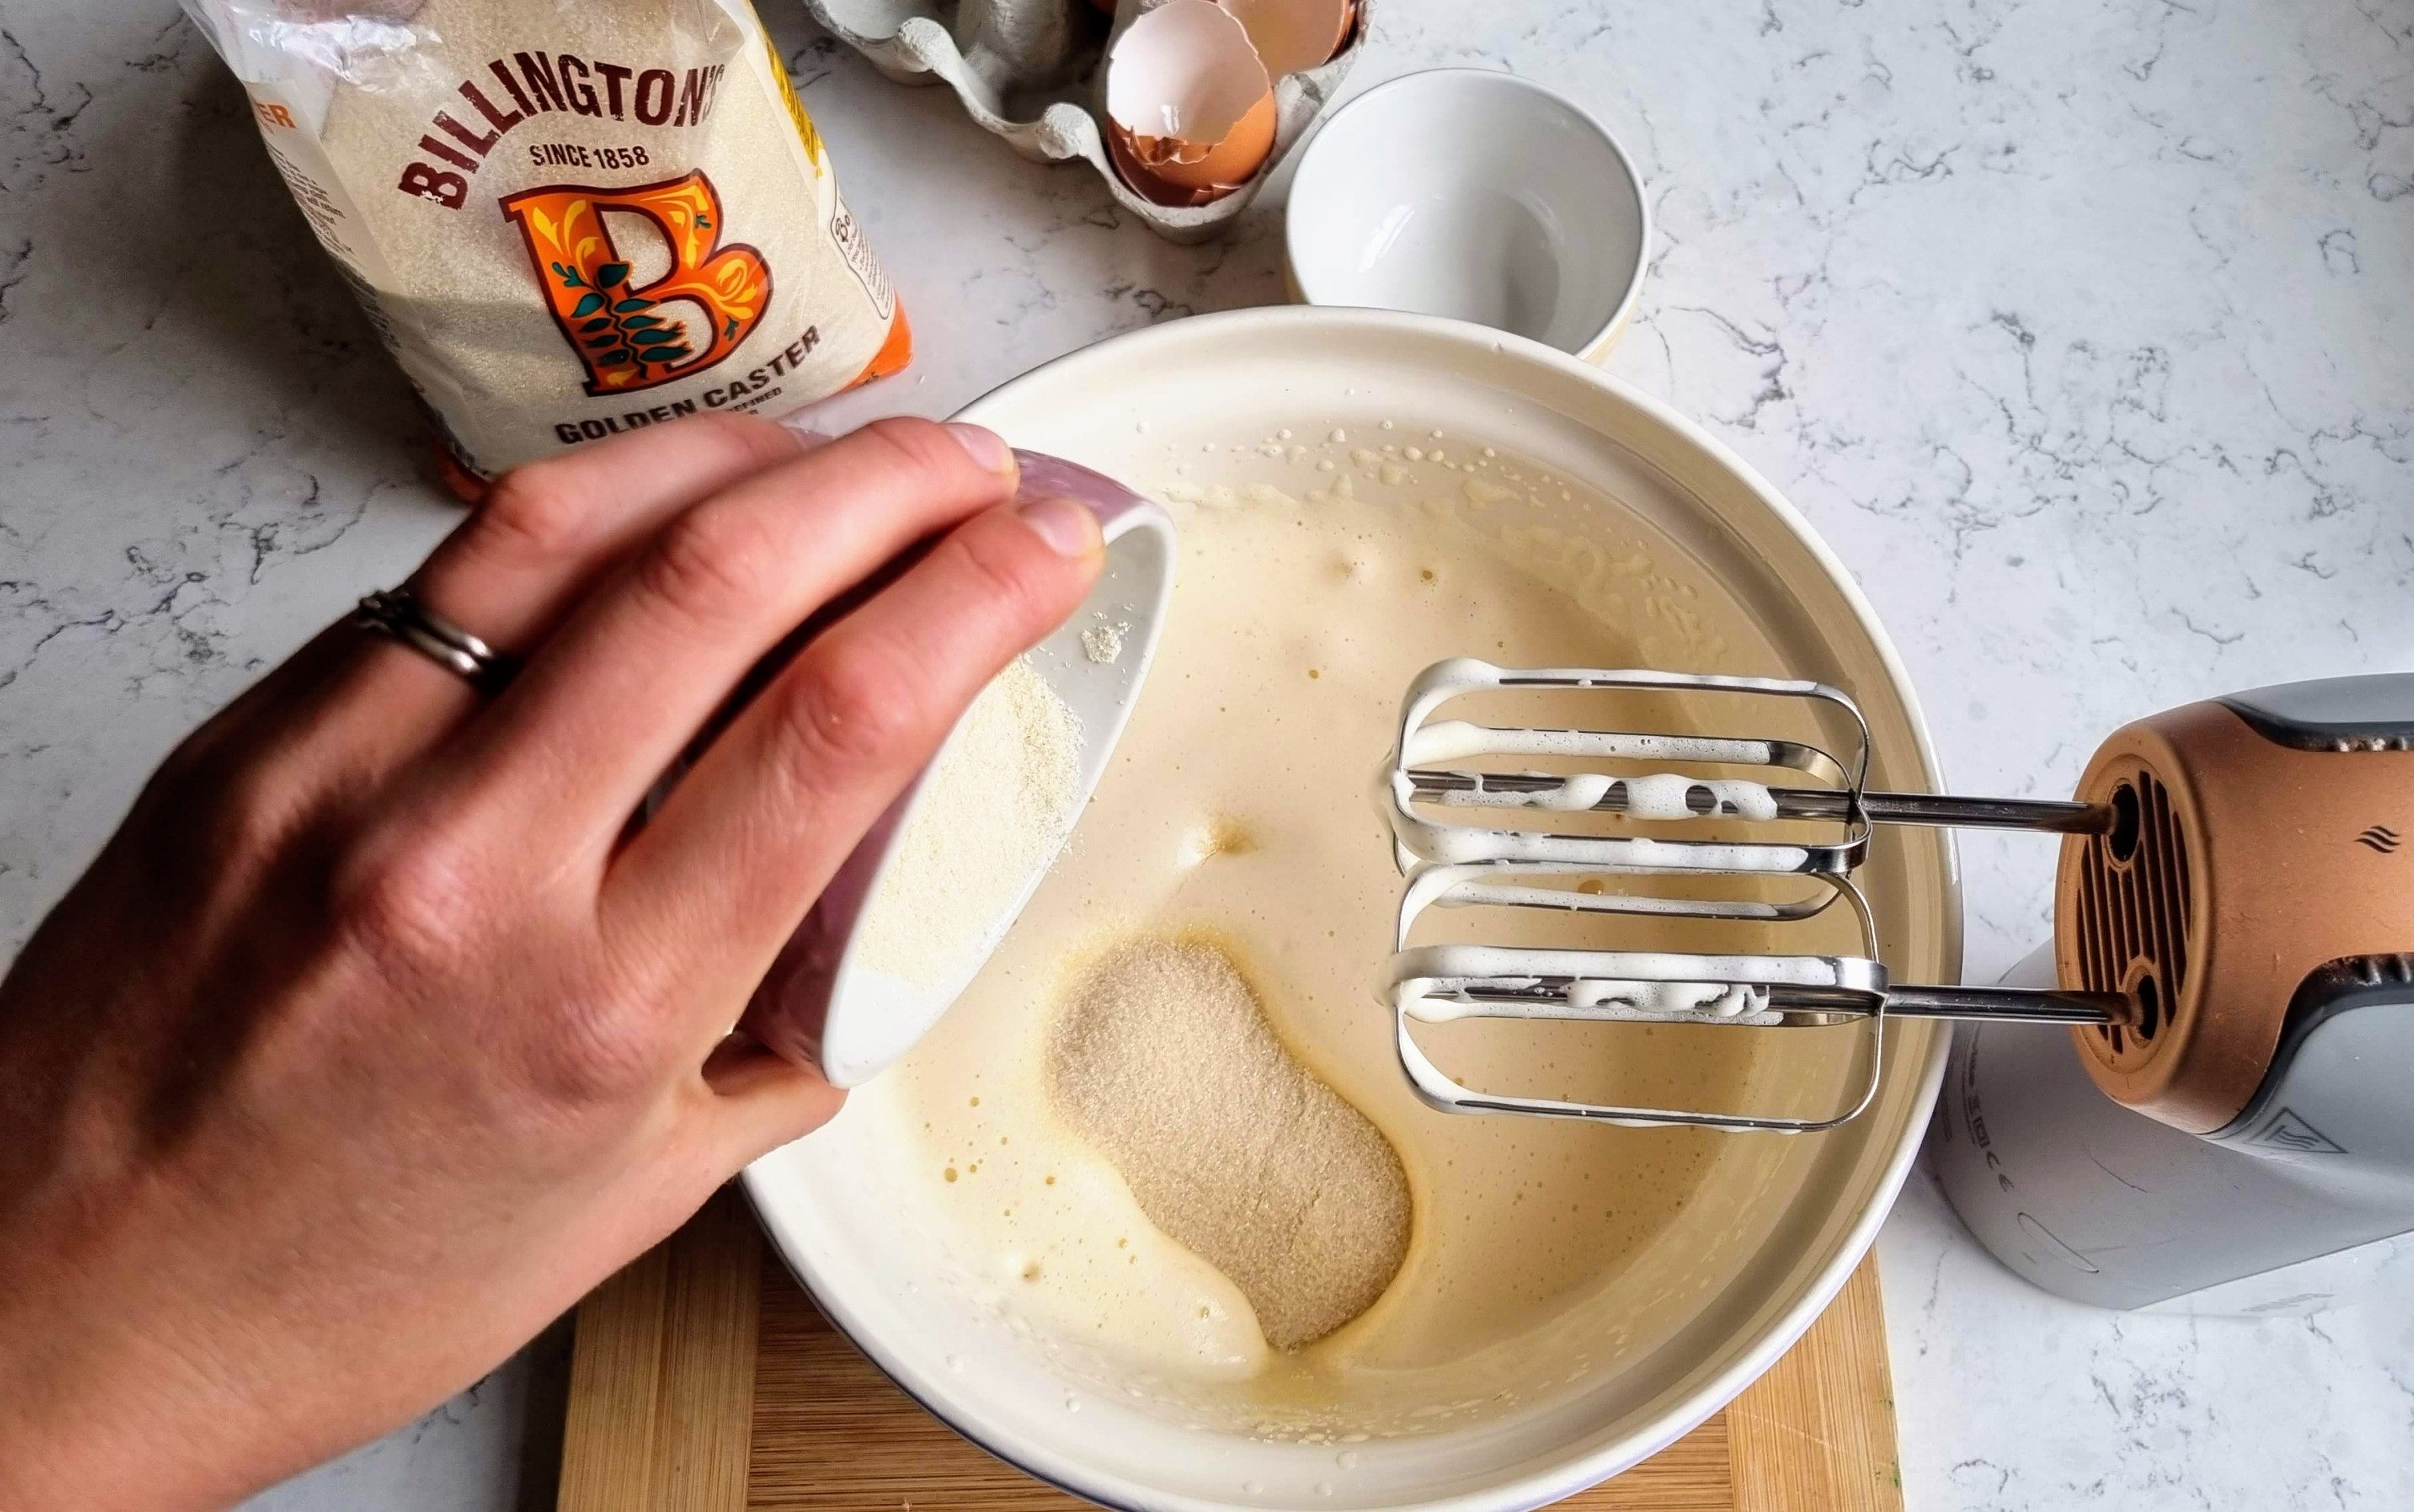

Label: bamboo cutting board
[555,1189,1902,1512]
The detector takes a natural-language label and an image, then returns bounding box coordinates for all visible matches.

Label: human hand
[0,417,1102,1510]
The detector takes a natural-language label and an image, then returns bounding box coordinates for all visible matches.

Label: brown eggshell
[1106,117,1264,204]
[1220,0,1357,76]
[1108,123,1207,207]
[1119,87,1277,198]
[1102,0,1280,206]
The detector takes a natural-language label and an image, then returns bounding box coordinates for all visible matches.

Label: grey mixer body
[1937,676,2414,1309]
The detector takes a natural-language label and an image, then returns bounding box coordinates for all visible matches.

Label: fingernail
[945,422,1015,475]
[1015,494,1102,556]
[776,414,837,449]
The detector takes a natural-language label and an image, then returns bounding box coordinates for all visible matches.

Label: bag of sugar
[184,0,911,495]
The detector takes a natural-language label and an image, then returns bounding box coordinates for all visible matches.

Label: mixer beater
[1380,659,2130,1130]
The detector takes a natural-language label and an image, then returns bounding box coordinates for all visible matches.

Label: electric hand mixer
[1382,659,2414,1308]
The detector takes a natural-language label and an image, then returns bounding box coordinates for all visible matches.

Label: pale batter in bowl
[845,427,1868,1434]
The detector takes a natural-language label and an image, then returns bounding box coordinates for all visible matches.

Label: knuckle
[853,416,968,482]
[188,754,312,861]
[949,520,1063,628]
[696,410,800,467]
[331,825,490,979]
[141,723,222,811]
[778,638,928,775]
[521,997,665,1106]
[473,465,591,564]
[635,501,784,627]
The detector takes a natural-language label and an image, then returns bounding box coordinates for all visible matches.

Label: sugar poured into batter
[1047,936,1410,1350]
[859,436,1856,1425]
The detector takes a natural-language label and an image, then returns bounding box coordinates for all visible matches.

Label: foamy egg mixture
[839,425,1866,1433]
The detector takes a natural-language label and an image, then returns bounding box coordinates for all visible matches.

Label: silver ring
[353,588,518,693]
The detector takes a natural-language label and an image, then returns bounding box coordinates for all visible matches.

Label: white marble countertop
[5,0,2412,1507]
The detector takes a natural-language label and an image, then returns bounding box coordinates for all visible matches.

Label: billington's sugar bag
[186,0,911,493]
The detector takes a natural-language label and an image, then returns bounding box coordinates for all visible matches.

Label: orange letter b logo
[502,172,772,396]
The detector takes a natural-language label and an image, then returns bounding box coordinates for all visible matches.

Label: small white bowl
[738,455,1177,1087]
[1285,69,1650,363]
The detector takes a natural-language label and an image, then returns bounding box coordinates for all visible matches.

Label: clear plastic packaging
[185,0,912,493]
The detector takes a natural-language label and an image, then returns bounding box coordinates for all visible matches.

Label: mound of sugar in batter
[1046,936,1411,1349]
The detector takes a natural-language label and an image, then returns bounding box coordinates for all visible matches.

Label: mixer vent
[2072,774,2190,1054]
[2344,953,2414,988]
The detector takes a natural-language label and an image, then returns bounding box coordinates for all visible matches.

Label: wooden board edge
[557,1186,764,1512]
[1725,1253,1902,1512]
[564,1201,1899,1512]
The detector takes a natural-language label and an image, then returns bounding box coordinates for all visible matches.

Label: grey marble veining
[3,0,2410,1508]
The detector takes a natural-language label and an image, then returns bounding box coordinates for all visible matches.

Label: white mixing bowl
[746,308,1956,1511]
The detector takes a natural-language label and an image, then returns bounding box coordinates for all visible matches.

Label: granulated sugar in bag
[186,0,911,494]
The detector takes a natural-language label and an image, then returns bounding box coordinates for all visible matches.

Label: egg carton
[798,0,1365,243]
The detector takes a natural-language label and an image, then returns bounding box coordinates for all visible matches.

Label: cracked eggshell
[801,0,1370,242]
[1219,0,1356,77]
[1104,0,1276,204]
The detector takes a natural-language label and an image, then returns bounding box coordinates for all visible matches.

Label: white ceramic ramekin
[1284,71,1651,363]
[738,455,1176,1087]
[746,307,1955,1512]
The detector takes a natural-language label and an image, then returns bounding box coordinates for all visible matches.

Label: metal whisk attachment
[1380,660,2128,1131]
